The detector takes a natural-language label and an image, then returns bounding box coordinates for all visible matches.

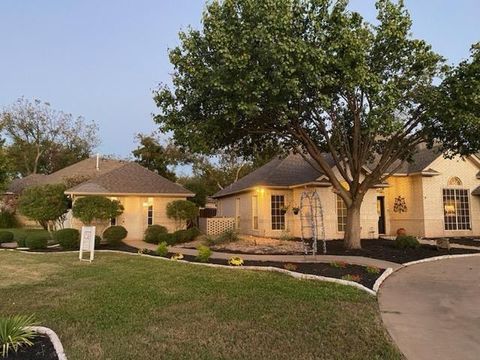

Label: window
[271,195,285,230]
[336,195,347,232]
[110,217,117,226]
[448,177,463,186]
[252,195,258,230]
[443,188,470,230]
[147,205,154,226]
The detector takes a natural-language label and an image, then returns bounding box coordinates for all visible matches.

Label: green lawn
[0,251,401,360]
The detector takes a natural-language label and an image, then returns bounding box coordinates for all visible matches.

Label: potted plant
[280,205,289,215]
[292,206,300,215]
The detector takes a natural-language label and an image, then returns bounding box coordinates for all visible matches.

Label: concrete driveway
[378,256,480,360]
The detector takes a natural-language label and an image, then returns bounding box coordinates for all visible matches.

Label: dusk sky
[1,0,478,162]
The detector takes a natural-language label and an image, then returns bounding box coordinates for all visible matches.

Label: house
[212,147,480,239]
[7,156,194,239]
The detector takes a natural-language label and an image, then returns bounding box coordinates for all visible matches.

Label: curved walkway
[378,256,480,360]
[124,239,401,269]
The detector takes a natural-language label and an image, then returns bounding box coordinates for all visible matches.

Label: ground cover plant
[0,251,401,360]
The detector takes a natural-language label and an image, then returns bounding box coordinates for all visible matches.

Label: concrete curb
[2,248,376,296]
[373,267,394,292]
[27,326,67,360]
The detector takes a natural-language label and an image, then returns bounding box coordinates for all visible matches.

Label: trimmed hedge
[394,235,420,249]
[25,233,49,250]
[0,212,18,228]
[16,235,27,248]
[54,228,80,250]
[95,235,102,248]
[144,225,168,244]
[103,226,128,245]
[155,227,201,246]
[0,231,14,243]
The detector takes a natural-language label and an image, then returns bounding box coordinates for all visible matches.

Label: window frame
[442,187,471,231]
[270,194,286,231]
[252,195,259,230]
[336,194,347,232]
[147,204,154,226]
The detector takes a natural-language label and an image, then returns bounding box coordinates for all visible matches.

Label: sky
[0,0,478,161]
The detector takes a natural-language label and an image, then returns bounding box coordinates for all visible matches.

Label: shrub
[144,225,168,244]
[170,253,184,260]
[166,200,199,228]
[24,233,49,250]
[72,196,123,225]
[157,232,176,246]
[394,235,420,249]
[54,228,80,250]
[228,256,244,266]
[16,235,27,248]
[0,315,38,357]
[172,227,200,244]
[366,266,381,275]
[206,229,238,246]
[196,245,212,263]
[0,212,18,228]
[342,274,362,282]
[95,235,102,248]
[0,231,14,243]
[103,226,128,245]
[330,261,348,268]
[156,242,169,257]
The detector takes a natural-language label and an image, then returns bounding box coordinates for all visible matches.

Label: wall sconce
[142,197,154,207]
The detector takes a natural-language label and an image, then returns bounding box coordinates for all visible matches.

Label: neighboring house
[212,147,480,239]
[6,156,194,239]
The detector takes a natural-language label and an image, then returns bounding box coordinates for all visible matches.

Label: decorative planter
[292,208,300,215]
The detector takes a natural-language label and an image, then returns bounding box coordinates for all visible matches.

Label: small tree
[18,184,68,232]
[72,196,124,225]
[166,200,199,229]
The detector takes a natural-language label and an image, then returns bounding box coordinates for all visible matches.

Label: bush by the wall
[16,235,27,248]
[0,212,18,228]
[54,228,80,250]
[207,229,238,246]
[394,235,420,249]
[25,233,49,250]
[156,241,169,257]
[95,235,102,248]
[0,231,14,243]
[172,227,200,244]
[144,225,168,244]
[196,245,212,263]
[157,233,176,246]
[103,226,128,245]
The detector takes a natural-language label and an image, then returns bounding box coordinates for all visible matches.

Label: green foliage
[166,200,199,226]
[95,235,102,248]
[144,225,168,244]
[157,232,176,246]
[394,235,420,249]
[0,231,14,243]
[366,266,381,275]
[72,196,124,225]
[154,0,480,249]
[103,226,128,245]
[341,274,362,283]
[173,227,200,244]
[25,233,49,249]
[18,184,68,227]
[0,315,38,357]
[196,245,212,263]
[0,211,18,228]
[207,229,238,246]
[16,235,27,248]
[54,228,80,250]
[330,261,348,269]
[156,242,169,257]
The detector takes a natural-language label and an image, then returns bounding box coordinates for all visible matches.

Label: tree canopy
[0,97,99,176]
[155,0,480,249]
[72,196,124,225]
[18,184,69,231]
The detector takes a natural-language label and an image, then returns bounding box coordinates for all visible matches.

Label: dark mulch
[322,239,480,263]
[4,335,58,360]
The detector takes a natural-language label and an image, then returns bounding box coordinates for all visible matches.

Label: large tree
[0,98,99,176]
[154,0,480,249]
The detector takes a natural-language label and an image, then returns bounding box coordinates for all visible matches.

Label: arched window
[447,177,463,186]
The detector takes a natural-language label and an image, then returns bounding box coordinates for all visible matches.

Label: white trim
[373,267,394,292]
[27,326,67,360]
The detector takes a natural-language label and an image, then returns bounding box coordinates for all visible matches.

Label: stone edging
[2,248,376,296]
[372,267,393,292]
[26,326,67,360]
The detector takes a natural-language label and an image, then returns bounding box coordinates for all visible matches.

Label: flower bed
[4,335,58,360]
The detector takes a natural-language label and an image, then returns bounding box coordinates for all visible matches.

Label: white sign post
[79,226,96,262]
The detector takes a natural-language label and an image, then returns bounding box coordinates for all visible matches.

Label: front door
[377,196,386,235]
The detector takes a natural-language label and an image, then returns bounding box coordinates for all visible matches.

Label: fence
[199,217,235,236]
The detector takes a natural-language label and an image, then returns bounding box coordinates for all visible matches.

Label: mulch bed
[4,335,58,360]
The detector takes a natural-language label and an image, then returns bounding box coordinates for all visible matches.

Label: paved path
[125,239,401,270]
[378,256,480,360]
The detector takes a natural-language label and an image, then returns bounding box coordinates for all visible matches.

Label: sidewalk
[125,239,402,270]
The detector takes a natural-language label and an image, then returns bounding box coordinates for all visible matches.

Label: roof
[472,186,480,196]
[213,153,328,198]
[213,147,448,198]
[6,174,48,194]
[65,162,194,196]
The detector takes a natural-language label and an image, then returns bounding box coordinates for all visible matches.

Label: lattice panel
[202,217,236,236]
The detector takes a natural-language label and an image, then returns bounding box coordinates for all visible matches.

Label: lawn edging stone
[372,267,394,292]
[27,326,67,360]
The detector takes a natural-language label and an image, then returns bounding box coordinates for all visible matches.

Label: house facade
[7,157,194,239]
[212,148,480,239]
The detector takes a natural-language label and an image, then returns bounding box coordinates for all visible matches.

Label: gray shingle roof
[6,174,48,194]
[65,162,194,196]
[213,147,445,198]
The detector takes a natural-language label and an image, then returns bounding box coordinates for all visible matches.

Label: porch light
[142,197,154,207]
[256,187,265,194]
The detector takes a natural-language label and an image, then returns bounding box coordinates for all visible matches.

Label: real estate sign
[79,226,96,262]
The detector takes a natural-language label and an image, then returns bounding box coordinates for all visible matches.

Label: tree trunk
[344,201,362,250]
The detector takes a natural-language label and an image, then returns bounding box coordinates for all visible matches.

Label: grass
[0,251,402,360]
